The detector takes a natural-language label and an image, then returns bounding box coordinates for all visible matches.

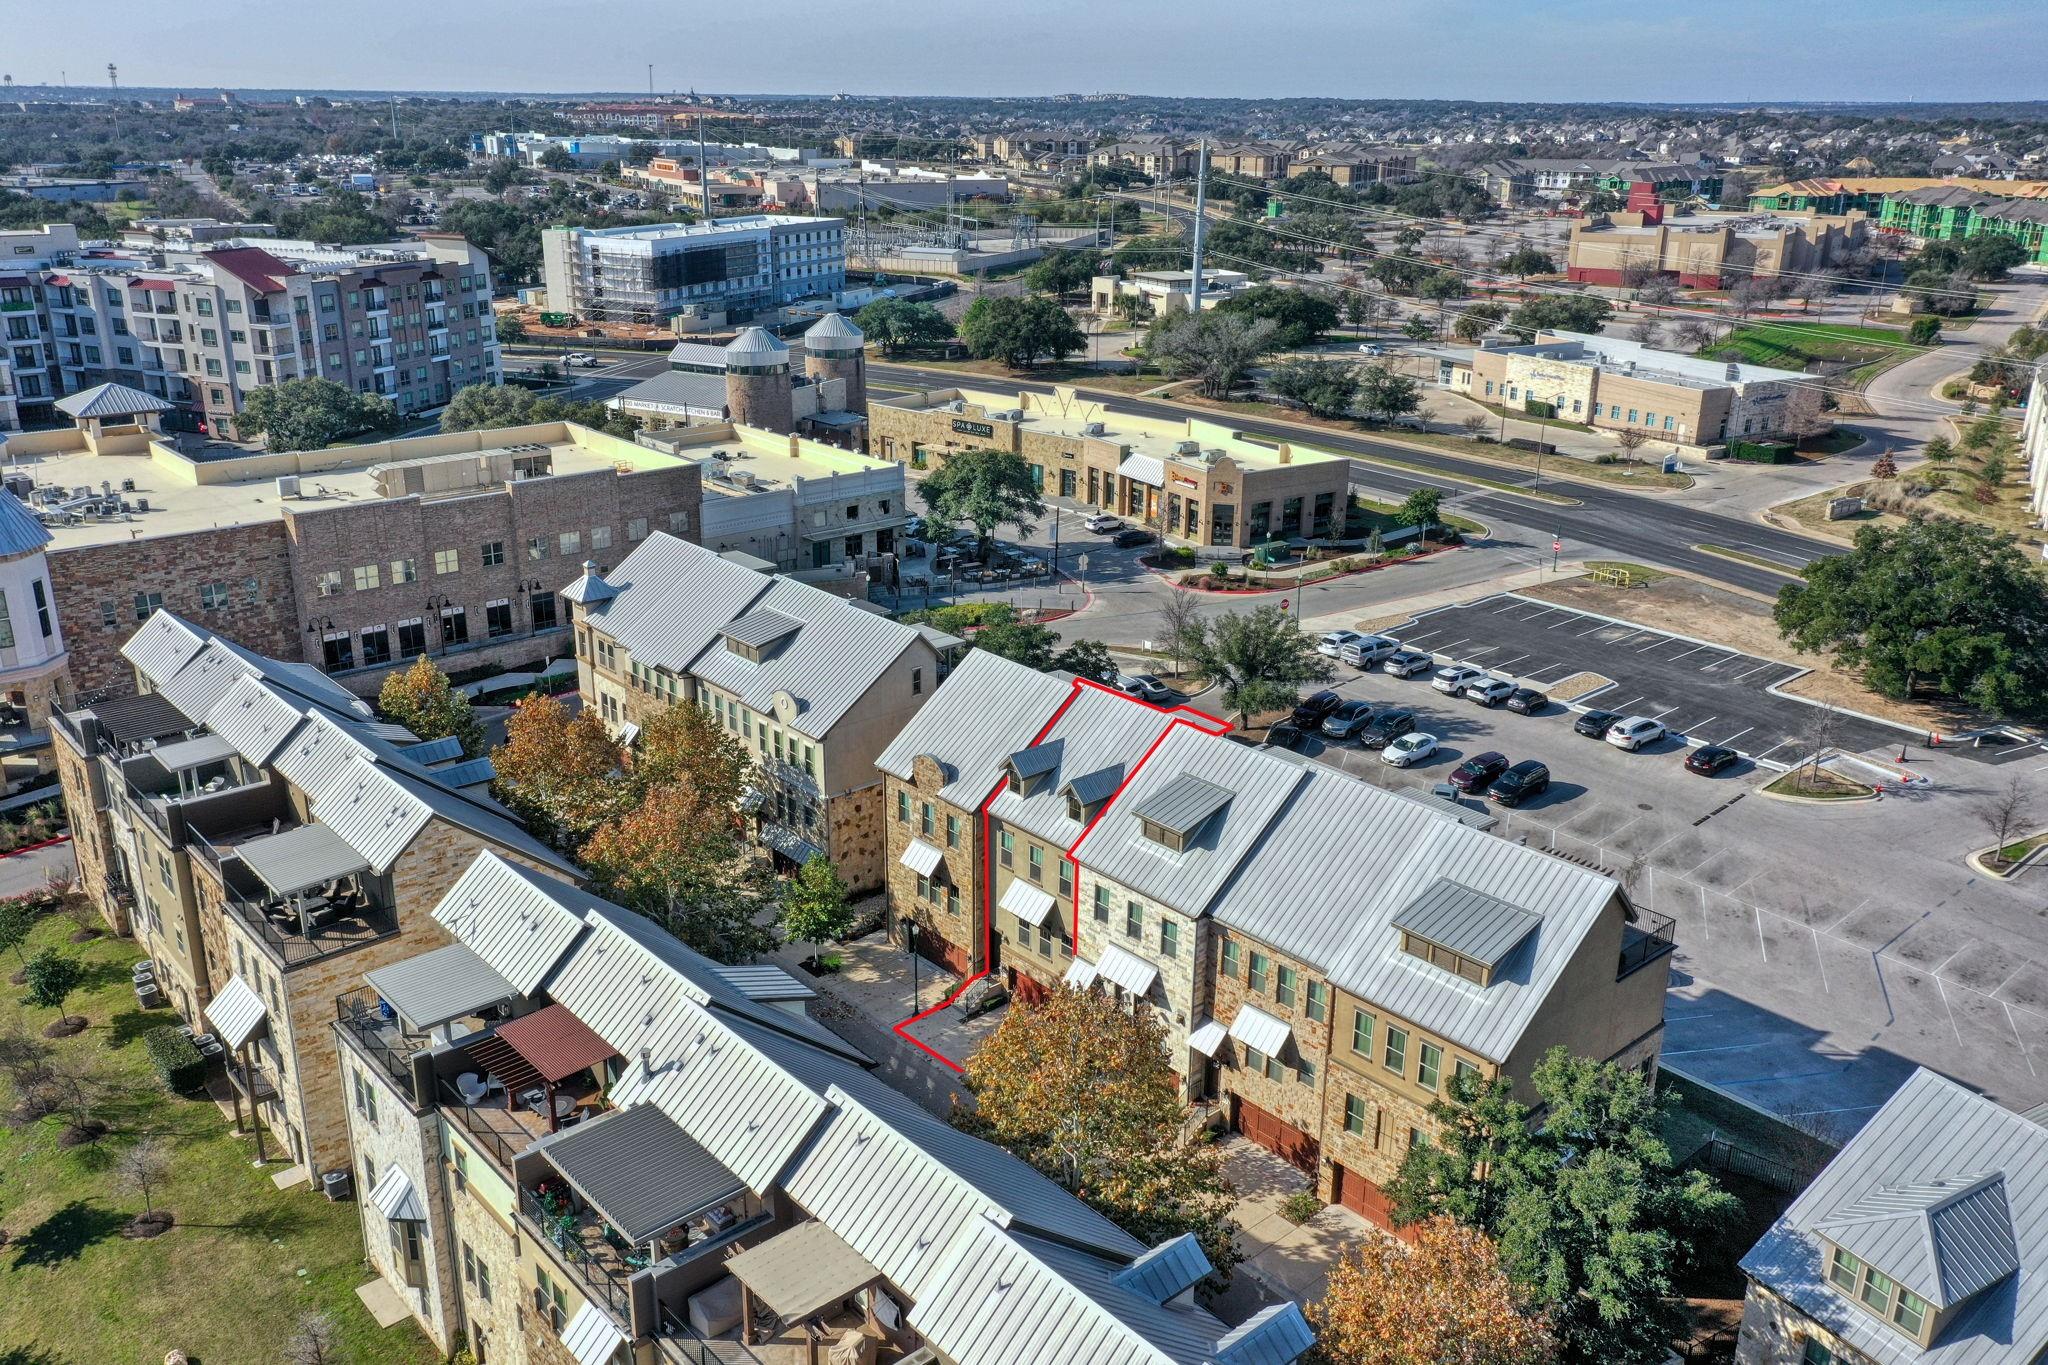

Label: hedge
[1727,440,1795,464]
[144,1025,207,1094]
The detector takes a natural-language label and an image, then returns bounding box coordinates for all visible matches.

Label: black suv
[1487,760,1551,807]
[1574,709,1623,739]
[1291,690,1343,729]
[1112,528,1155,549]
[1358,709,1417,748]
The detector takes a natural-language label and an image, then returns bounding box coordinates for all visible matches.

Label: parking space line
[1608,630,1642,645]
[1488,599,1523,613]
[1732,661,1778,682]
[1715,726,1754,747]
[1493,653,1530,670]
[1545,613,1579,628]
[1751,740,1792,762]
[1576,621,1613,637]
[1668,644,1709,661]
[1644,705,1679,720]
[1638,636,1674,652]
[1517,607,1560,622]
[1680,715,1717,736]
[1403,631,1443,647]
[1699,655,1736,671]
[1611,695,1643,712]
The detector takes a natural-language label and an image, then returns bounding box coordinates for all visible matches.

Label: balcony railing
[1618,910,1677,980]
[519,1185,636,1324]
[225,882,400,970]
[334,988,419,1103]
[437,1075,525,1173]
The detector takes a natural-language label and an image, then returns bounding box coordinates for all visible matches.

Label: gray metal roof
[713,964,817,1004]
[874,650,1071,810]
[1743,1067,2048,1365]
[0,490,52,557]
[723,608,804,651]
[431,851,602,995]
[668,340,731,370]
[1391,878,1544,971]
[368,1165,425,1221]
[1214,1303,1318,1365]
[82,689,193,745]
[1118,453,1166,488]
[308,760,434,874]
[1008,739,1065,784]
[119,611,209,691]
[1113,1232,1211,1304]
[987,686,1184,849]
[1130,772,1235,838]
[364,943,515,1032]
[532,1102,747,1245]
[559,1303,626,1365]
[203,973,268,1051]
[1065,764,1126,810]
[150,731,239,772]
[585,532,771,672]
[615,369,730,413]
[432,756,497,789]
[402,735,464,765]
[202,676,309,768]
[725,325,789,363]
[559,562,619,606]
[234,822,370,897]
[803,311,864,347]
[54,380,175,419]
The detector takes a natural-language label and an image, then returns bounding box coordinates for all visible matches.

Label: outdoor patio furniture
[455,1072,489,1105]
[687,1276,744,1338]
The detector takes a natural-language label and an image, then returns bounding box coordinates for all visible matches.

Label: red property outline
[892,676,1230,1071]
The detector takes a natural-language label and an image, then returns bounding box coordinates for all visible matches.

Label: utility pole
[647,64,654,98]
[1188,136,1209,316]
[389,96,400,142]
[697,111,712,221]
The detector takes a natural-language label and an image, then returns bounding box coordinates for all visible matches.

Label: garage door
[1333,1164,1415,1241]
[1233,1097,1319,1175]
[1009,969,1052,1006]
[917,930,972,978]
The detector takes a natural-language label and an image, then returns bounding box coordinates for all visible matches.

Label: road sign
[1552,537,1562,553]
[1076,554,1090,575]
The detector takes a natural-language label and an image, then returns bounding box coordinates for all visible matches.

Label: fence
[1681,1136,1820,1194]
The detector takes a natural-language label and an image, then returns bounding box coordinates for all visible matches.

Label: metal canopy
[900,839,944,878]
[364,943,515,1032]
[1391,878,1543,970]
[560,1303,626,1365]
[1063,957,1098,989]
[1187,1018,1229,1058]
[1227,1003,1293,1058]
[1118,453,1166,488]
[534,1103,746,1246]
[490,1002,617,1083]
[234,823,370,898]
[1096,943,1159,997]
[724,1218,882,1323]
[203,973,268,1050]
[999,879,1058,927]
[369,1165,425,1222]
[149,732,239,773]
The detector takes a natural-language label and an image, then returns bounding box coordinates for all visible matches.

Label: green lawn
[1348,494,1487,537]
[0,913,438,1365]
[1697,322,1910,371]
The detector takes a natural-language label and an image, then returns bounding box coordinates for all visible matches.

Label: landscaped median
[1146,540,1465,593]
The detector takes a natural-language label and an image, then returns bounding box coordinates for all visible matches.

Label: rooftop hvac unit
[730,471,757,489]
[999,409,1025,422]
[1174,440,1201,455]
[276,475,301,498]
[1081,421,1106,436]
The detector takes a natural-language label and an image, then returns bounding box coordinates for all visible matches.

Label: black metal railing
[518,1185,636,1323]
[1680,1136,1821,1194]
[226,888,400,970]
[1618,911,1678,980]
[436,1076,524,1172]
[334,989,419,1102]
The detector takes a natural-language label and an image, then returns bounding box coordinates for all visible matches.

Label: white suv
[1465,677,1515,707]
[1339,635,1399,667]
[1083,513,1124,533]
[1318,630,1366,658]
[1606,716,1667,751]
[1432,664,1488,696]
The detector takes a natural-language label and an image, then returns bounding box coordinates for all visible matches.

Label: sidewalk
[1217,1136,1376,1308]
[1305,559,1585,636]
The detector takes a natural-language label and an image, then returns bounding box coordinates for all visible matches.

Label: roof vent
[1081,421,1106,437]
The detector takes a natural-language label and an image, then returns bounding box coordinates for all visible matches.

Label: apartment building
[0,492,70,746]
[2024,372,2048,519]
[1565,208,1872,288]
[334,849,1314,1365]
[975,130,1093,165]
[1735,1067,2048,1365]
[1090,140,1196,180]
[0,417,701,701]
[51,611,579,1180]
[645,424,906,572]
[869,386,1352,550]
[540,216,846,327]
[1287,146,1416,187]
[1211,143,1297,181]
[1879,185,2048,265]
[564,534,943,892]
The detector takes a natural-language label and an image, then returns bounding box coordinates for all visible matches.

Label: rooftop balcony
[1618,909,1677,980]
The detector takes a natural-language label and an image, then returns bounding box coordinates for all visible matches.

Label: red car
[1448,751,1509,793]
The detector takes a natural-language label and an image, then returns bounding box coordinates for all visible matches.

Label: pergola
[465,1003,616,1133]
[234,823,371,936]
[723,1219,886,1359]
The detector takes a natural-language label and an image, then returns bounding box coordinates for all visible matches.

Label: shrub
[144,1026,206,1094]
[1279,1191,1324,1224]
[1208,561,1229,580]
[1594,452,1620,465]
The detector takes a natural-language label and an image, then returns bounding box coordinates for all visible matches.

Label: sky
[9,0,2046,105]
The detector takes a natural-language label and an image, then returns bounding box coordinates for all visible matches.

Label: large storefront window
[1311,492,1335,537]
[1281,497,1304,536]
[1211,504,1236,546]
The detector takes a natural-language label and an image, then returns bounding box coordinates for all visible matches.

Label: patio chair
[455,1072,489,1105]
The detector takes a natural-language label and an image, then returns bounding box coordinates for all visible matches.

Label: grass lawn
[1697,321,1910,371]
[1762,767,1875,800]
[0,913,438,1365]
[1348,494,1487,537]
[1693,543,1804,578]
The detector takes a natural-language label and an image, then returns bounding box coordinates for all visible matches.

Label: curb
[0,833,70,859]
[1150,544,1465,595]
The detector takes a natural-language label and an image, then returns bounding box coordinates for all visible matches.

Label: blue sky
[11,0,2046,103]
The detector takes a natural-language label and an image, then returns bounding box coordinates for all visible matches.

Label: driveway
[1218,1136,1373,1312]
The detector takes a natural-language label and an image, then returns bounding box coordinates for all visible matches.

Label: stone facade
[1210,928,1334,1154]
[883,761,984,976]
[52,731,125,931]
[1074,867,1207,1084]
[824,779,887,900]
[988,814,1079,998]
[1733,1279,1856,1365]
[443,1124,529,1365]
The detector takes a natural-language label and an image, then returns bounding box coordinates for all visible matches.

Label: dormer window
[722,609,802,663]
[1004,741,1063,798]
[1130,773,1232,852]
[1139,817,1187,852]
[1811,1170,2014,1348]
[1828,1246,1929,1337]
[1390,879,1541,988]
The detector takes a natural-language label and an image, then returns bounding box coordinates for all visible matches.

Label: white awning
[203,974,268,1051]
[999,879,1058,927]
[1188,1018,1228,1058]
[1063,957,1098,989]
[1228,1003,1293,1057]
[1118,453,1166,487]
[369,1165,424,1222]
[1096,943,1159,997]
[150,732,239,772]
[618,722,641,748]
[900,839,944,878]
[561,1301,627,1365]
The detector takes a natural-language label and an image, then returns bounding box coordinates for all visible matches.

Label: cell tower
[107,63,118,141]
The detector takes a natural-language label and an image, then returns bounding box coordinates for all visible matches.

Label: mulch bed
[42,1017,87,1039]
[122,1211,175,1239]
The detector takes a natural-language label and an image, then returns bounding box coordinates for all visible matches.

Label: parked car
[563,352,598,367]
[1488,760,1551,807]
[1117,673,1171,703]
[1574,709,1623,739]
[1432,664,1488,696]
[1263,721,1308,751]
[1318,630,1366,658]
[1504,687,1549,715]
[904,515,927,539]
[1291,689,1344,728]
[1449,751,1510,793]
[1382,648,1434,678]
[1320,699,1377,742]
[1359,709,1417,748]
[1083,513,1124,533]
[1111,529,1154,549]
[1685,745,1740,776]
[1465,677,1515,708]
[1358,343,1386,356]
[1339,635,1400,668]
[1381,731,1439,767]
[1606,716,1667,751]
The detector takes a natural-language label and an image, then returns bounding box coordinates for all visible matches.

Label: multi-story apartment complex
[52,611,580,1179]
[1879,185,2048,265]
[1735,1067,2048,1365]
[0,416,701,700]
[540,216,846,327]
[564,534,944,892]
[336,847,1314,1364]
[2024,372,2048,519]
[974,130,1093,165]
[1210,143,1298,181]
[1090,140,1196,180]
[877,650,1672,1229]
[1286,146,1416,187]
[0,221,499,436]
[1565,207,1872,288]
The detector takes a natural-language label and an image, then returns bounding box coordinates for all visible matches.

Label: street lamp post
[907,921,921,1014]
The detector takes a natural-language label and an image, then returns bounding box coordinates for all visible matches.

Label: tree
[489,695,623,849]
[960,986,1240,1282]
[1498,245,1557,279]
[854,298,950,357]
[1025,247,1099,299]
[917,448,1046,561]
[1782,387,1834,442]
[1215,284,1341,349]
[1980,773,2036,869]
[537,145,574,171]
[24,948,84,1028]
[1615,427,1651,461]
[1460,413,1491,440]
[1924,434,1955,464]
[1356,364,1423,424]
[1505,294,1612,342]
[114,1135,173,1216]
[284,1310,341,1365]
[379,657,484,756]
[1183,605,1335,729]
[1267,356,1361,419]
[1627,317,1662,347]
[0,895,41,970]
[1402,314,1436,343]
[1673,319,1714,352]
[965,605,1112,680]
[1310,1216,1557,1365]
[629,703,752,814]
[580,782,777,962]
[780,854,854,964]
[440,383,639,439]
[1143,312,1279,398]
[1775,518,2048,715]
[1453,302,1508,343]
[495,313,527,345]
[1394,487,1444,545]
[1155,583,1207,677]
[958,295,1087,369]
[236,377,397,453]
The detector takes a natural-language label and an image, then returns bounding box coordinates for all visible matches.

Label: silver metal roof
[0,490,52,557]
[309,760,433,875]
[368,1165,425,1222]
[1390,878,1544,971]
[901,839,944,878]
[723,1218,882,1322]
[712,964,817,1004]
[202,676,308,768]
[1226,1003,1291,1058]
[234,822,370,897]
[532,1102,747,1245]
[203,973,268,1051]
[1813,1173,2019,1310]
[803,311,864,347]
[986,686,1183,849]
[1187,1018,1227,1058]
[432,756,497,790]
[364,943,515,1032]
[1130,773,1235,837]
[431,852,601,995]
[1118,453,1166,488]
[119,612,208,690]
[874,650,1072,810]
[54,380,175,418]
[723,608,804,651]
[1743,1067,2048,1365]
[587,534,772,673]
[1113,1232,1211,1304]
[560,1302,626,1365]
[149,732,239,773]
[402,735,464,765]
[1096,943,1159,998]
[1214,1303,1318,1365]
[614,369,729,412]
[1065,957,1098,989]
[725,325,789,362]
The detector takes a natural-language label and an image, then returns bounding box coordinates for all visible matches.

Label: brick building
[1564,207,1872,288]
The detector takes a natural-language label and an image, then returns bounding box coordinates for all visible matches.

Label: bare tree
[1800,704,1842,783]
[1627,317,1663,347]
[1154,588,1206,678]
[1673,319,1714,352]
[1459,413,1490,440]
[1730,276,1772,318]
[1980,773,2036,869]
[115,1135,173,1215]
[1782,386,1834,441]
[284,1311,340,1365]
[1615,427,1651,462]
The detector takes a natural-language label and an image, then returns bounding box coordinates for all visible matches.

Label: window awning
[203,974,268,1051]
[1118,453,1166,488]
[900,839,944,878]
[364,943,515,1032]
[533,1104,746,1245]
[1096,943,1159,997]
[999,879,1058,927]
[1188,1017,1228,1058]
[234,823,371,898]
[561,1302,626,1365]
[369,1165,424,1221]
[1228,1003,1292,1057]
[1063,957,1098,989]
[724,1219,883,1324]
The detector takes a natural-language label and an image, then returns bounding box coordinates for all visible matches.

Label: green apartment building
[1878,186,2048,265]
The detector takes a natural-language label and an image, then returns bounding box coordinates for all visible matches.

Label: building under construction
[539,215,845,326]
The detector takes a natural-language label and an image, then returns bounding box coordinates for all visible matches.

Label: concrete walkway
[1217,1136,1376,1309]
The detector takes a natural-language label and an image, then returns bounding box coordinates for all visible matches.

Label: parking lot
[1386,593,1923,767]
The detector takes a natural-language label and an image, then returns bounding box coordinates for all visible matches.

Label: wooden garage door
[1233,1097,1320,1175]
[917,930,972,978]
[1333,1164,1416,1241]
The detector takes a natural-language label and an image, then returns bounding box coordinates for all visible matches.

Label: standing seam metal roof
[986,687,1186,849]
[531,1102,746,1245]
[363,943,515,1032]
[430,851,594,994]
[873,650,1072,810]
[1390,878,1544,970]
[0,490,52,557]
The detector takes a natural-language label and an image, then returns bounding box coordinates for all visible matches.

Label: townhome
[51,609,579,1180]
[1736,1067,2048,1365]
[335,848,1315,1365]
[563,533,945,892]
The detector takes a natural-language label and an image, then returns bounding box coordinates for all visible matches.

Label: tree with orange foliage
[627,703,752,813]
[489,695,623,849]
[578,780,775,961]
[1309,1216,1556,1365]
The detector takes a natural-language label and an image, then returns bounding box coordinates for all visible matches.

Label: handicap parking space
[1384,592,1919,767]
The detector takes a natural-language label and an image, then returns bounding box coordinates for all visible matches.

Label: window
[528,535,547,560]
[1306,981,1328,1022]
[920,802,935,837]
[133,591,164,621]
[1248,951,1270,995]
[100,600,118,630]
[1893,1288,1927,1335]
[1344,1094,1367,1135]
[628,517,648,541]
[1350,1009,1373,1057]
[1298,1057,1315,1086]
[558,531,581,556]
[529,591,558,631]
[485,599,513,638]
[535,1267,567,1333]
[396,619,426,658]
[946,885,960,916]
[360,627,392,667]
[1058,859,1071,898]
[1418,1041,1442,1090]
[1160,919,1179,958]
[434,548,459,575]
[998,830,1014,868]
[1124,900,1142,939]
[1828,1247,1863,1293]
[1859,1267,1894,1316]
[1383,1024,1408,1076]
[896,791,909,823]
[390,557,417,584]
[198,581,229,611]
[1801,1342,1838,1365]
[1027,844,1043,883]
[352,564,380,592]
[1221,938,1240,979]
[945,814,959,848]
[590,526,612,551]
[1454,1058,1482,1088]
[441,608,469,644]
[317,570,343,598]
[481,540,504,567]
[1275,965,1298,1009]
[912,667,923,696]
[322,631,354,672]
[1093,885,1111,923]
